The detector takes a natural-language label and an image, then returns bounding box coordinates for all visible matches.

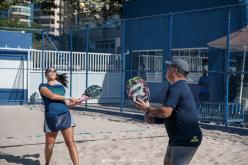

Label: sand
[0,105,248,165]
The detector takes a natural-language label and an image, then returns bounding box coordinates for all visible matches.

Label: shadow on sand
[0,152,41,165]
[72,104,248,136]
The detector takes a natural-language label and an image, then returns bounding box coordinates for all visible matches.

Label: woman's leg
[45,132,58,165]
[61,127,79,165]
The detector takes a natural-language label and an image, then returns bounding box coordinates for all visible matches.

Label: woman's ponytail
[56,73,68,88]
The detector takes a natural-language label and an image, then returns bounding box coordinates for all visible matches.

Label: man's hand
[134,98,150,112]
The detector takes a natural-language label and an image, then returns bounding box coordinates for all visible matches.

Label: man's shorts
[44,111,76,133]
[164,145,199,165]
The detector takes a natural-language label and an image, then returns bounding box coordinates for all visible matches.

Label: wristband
[145,106,151,115]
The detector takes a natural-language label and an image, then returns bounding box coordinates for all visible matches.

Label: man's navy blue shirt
[163,80,202,147]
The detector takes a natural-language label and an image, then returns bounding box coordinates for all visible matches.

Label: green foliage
[72,0,123,21]
[0,19,42,29]
[0,1,11,10]
[38,0,57,15]
[1,0,123,21]
[0,19,29,28]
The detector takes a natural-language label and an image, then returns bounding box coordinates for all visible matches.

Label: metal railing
[30,50,121,72]
[172,55,208,73]
[197,102,244,124]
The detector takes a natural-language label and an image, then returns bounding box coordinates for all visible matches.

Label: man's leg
[170,146,199,165]
[164,146,172,165]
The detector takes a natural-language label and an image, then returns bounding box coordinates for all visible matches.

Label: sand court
[0,105,247,165]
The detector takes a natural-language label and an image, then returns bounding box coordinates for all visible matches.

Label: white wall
[0,59,27,90]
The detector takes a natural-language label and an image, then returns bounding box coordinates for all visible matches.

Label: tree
[0,1,11,10]
[0,19,41,29]
[0,0,123,21]
[68,0,123,21]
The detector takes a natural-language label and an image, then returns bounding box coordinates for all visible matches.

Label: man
[198,66,209,102]
[135,59,202,165]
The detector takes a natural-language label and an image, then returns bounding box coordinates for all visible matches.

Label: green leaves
[0,0,123,23]
[0,1,11,10]
[67,0,123,21]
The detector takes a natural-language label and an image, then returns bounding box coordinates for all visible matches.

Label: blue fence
[1,3,248,126]
[120,3,248,126]
[197,102,244,124]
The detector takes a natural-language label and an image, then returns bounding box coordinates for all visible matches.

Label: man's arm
[144,113,165,124]
[146,106,173,118]
[134,99,173,118]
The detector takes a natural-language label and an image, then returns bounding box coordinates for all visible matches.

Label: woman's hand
[77,95,90,104]
[64,97,78,107]
[69,97,78,103]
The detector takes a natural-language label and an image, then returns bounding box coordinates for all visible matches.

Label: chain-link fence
[121,3,248,126]
[0,4,248,126]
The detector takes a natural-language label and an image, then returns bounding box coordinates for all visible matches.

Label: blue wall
[0,89,27,104]
[0,30,32,49]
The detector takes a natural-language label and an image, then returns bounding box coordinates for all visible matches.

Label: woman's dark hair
[56,73,68,88]
[45,67,68,88]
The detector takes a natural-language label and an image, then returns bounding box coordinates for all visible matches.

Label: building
[8,2,33,25]
[33,0,64,36]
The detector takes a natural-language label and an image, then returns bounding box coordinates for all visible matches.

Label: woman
[39,67,87,165]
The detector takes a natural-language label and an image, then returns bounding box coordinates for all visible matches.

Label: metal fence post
[225,7,231,126]
[70,27,73,97]
[85,25,89,110]
[168,13,173,61]
[162,13,173,82]
[120,20,126,113]
[42,31,45,83]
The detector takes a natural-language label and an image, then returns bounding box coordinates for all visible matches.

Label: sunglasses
[47,69,57,73]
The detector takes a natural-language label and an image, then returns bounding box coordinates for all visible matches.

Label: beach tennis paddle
[77,85,102,103]
[126,77,150,104]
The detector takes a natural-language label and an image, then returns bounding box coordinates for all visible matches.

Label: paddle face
[77,85,102,103]
[84,85,102,98]
[126,77,150,103]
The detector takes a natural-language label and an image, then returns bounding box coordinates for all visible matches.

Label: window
[131,50,163,83]
[171,47,208,83]
[11,14,29,20]
[40,19,51,24]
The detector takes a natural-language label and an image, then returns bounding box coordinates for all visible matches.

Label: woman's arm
[64,99,78,107]
[64,95,89,107]
[39,87,67,101]
[40,87,78,106]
